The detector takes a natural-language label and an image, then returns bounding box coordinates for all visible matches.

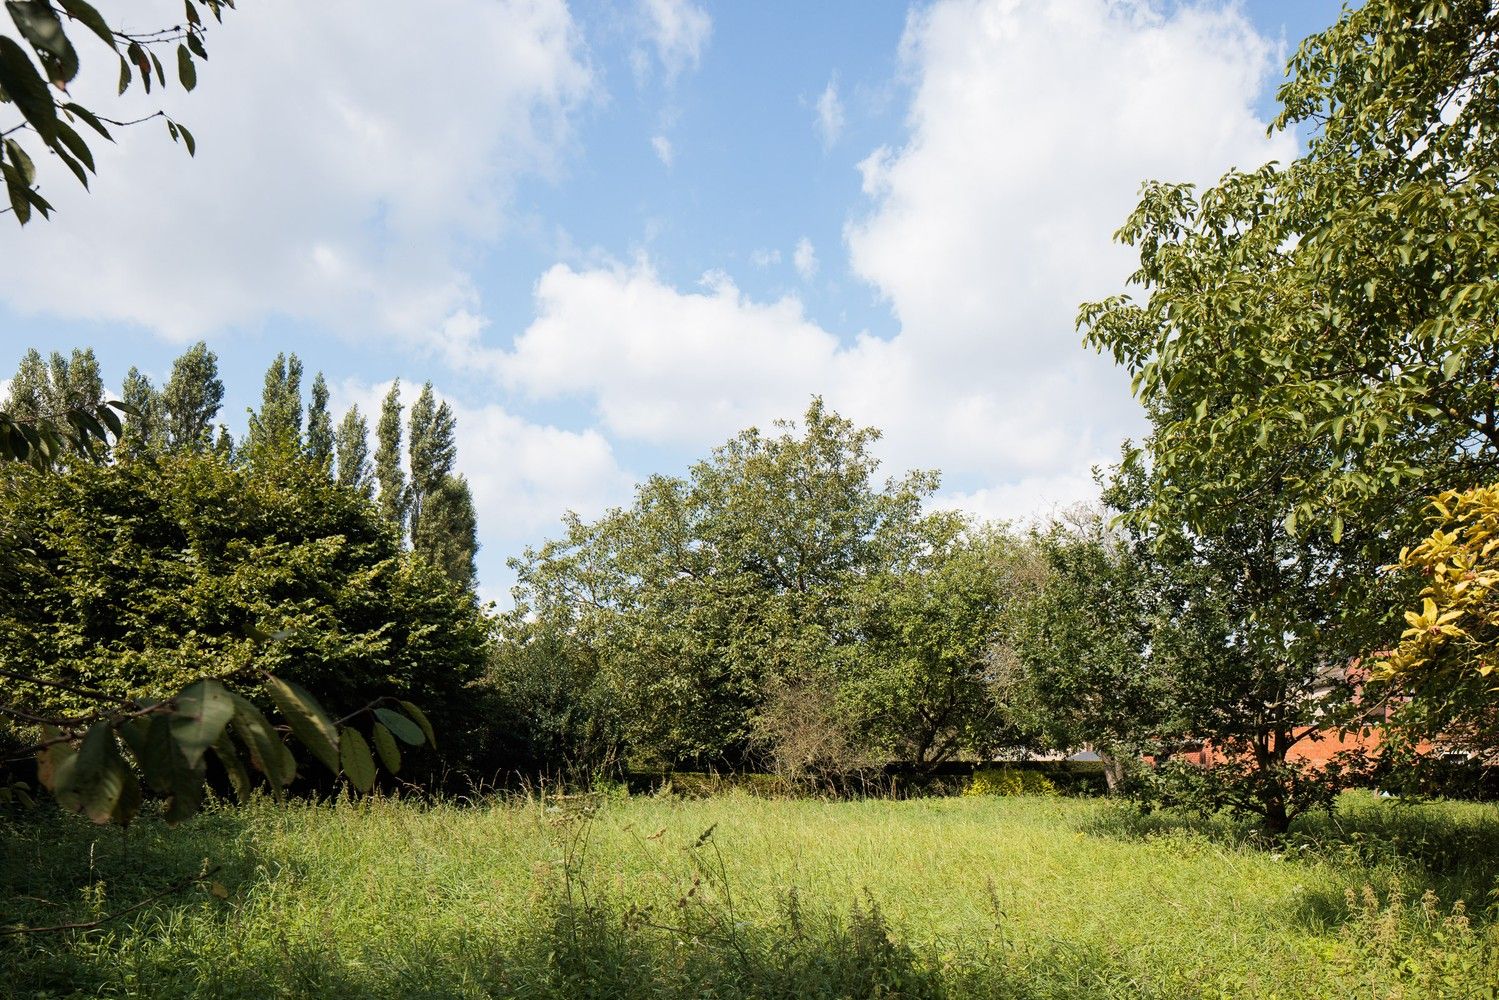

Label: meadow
[2,790,1498,999]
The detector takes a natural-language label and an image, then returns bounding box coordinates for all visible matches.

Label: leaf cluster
[0,0,230,224]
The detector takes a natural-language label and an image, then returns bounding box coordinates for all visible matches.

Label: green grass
[3,791,1497,998]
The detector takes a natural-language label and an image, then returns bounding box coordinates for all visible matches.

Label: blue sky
[0,0,1347,604]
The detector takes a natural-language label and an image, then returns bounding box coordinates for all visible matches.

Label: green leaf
[71,722,130,825]
[126,40,149,94]
[62,101,111,140]
[171,678,234,767]
[176,43,195,91]
[177,122,195,156]
[370,723,401,774]
[339,727,376,792]
[3,137,35,185]
[266,676,340,773]
[0,36,58,142]
[397,700,436,749]
[116,53,128,94]
[53,119,93,172]
[374,707,424,746]
[57,0,118,53]
[213,730,252,802]
[227,692,296,791]
[3,162,34,224]
[8,1,79,86]
[51,140,87,187]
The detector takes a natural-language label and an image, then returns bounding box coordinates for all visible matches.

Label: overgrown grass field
[3,790,1497,998]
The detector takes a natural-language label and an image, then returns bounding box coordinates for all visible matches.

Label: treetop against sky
[0,0,1343,604]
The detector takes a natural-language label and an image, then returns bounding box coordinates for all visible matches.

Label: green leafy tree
[1014,505,1169,791]
[844,523,1043,778]
[0,450,487,792]
[335,404,373,498]
[306,372,333,471]
[116,365,163,461]
[1041,456,1374,835]
[244,352,304,458]
[374,381,408,535]
[160,341,223,452]
[1081,0,1499,545]
[1,347,121,468]
[509,399,944,770]
[413,473,478,591]
[0,0,229,226]
[407,382,456,538]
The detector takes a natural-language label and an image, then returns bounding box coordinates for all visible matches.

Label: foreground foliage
[1,792,1496,998]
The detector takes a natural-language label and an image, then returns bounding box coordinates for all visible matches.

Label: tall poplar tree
[118,367,164,460]
[160,341,224,452]
[407,382,457,542]
[4,348,49,419]
[375,381,409,534]
[414,475,479,591]
[307,373,334,471]
[335,404,373,498]
[245,353,304,458]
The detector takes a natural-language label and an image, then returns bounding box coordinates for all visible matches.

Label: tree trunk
[1098,746,1127,793]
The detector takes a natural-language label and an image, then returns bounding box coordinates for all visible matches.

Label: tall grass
[2,790,1497,997]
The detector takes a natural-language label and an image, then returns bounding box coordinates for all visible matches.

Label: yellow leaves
[1383,486,1499,684]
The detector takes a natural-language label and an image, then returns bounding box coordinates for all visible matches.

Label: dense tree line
[1,346,487,799]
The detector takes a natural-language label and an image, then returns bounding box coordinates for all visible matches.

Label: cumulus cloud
[815,78,845,148]
[793,237,819,281]
[0,0,593,344]
[500,0,1296,518]
[637,0,712,82]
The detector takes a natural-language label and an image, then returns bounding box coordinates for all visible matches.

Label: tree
[160,341,223,452]
[1080,1,1499,546]
[306,372,333,471]
[0,449,486,803]
[844,523,1042,778]
[244,352,304,458]
[406,381,471,584]
[1080,1,1499,775]
[1,346,121,468]
[413,473,478,591]
[116,365,163,461]
[335,404,373,498]
[0,0,229,226]
[508,399,946,770]
[374,381,408,535]
[1039,454,1374,835]
[1014,504,1171,792]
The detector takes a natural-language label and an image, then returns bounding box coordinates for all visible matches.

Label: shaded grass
[2,791,1497,997]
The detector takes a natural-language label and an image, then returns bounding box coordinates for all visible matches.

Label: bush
[965,767,1055,797]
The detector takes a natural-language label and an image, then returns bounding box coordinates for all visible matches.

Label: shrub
[965,766,1055,797]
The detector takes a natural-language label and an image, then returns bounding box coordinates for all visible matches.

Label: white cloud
[500,0,1295,519]
[749,248,782,267]
[793,237,819,281]
[815,78,845,148]
[637,0,712,82]
[0,0,593,344]
[651,134,676,167]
